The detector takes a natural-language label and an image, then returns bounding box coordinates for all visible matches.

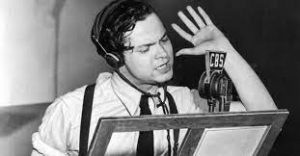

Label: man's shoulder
[60,72,113,107]
[166,85,193,103]
[38,72,115,132]
[59,85,87,106]
[167,86,208,113]
[167,85,191,95]
[48,72,113,111]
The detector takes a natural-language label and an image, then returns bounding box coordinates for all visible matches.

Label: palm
[192,25,222,45]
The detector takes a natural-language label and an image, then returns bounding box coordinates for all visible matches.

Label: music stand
[88,109,288,156]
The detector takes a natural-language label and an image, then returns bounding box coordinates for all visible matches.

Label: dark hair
[91,0,155,57]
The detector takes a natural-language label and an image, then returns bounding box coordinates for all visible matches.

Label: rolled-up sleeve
[31,98,73,156]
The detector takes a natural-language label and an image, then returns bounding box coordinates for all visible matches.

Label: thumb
[175,46,207,57]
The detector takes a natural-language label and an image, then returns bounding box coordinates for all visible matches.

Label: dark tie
[137,94,154,156]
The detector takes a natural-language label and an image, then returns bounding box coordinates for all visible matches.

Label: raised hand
[172,6,277,111]
[171,6,236,56]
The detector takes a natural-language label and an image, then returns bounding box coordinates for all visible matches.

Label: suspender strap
[79,84,96,156]
[165,92,179,156]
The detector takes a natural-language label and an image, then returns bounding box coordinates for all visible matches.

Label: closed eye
[136,46,150,53]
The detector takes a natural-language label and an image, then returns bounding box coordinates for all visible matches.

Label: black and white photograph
[0,0,299,155]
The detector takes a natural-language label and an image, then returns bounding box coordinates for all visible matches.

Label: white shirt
[31,72,205,156]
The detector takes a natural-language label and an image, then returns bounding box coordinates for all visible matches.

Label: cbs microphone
[198,51,233,112]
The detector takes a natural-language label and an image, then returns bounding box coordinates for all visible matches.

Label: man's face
[120,13,174,86]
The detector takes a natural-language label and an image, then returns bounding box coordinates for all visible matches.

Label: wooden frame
[88,109,288,156]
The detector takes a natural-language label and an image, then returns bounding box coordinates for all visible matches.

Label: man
[31,0,277,155]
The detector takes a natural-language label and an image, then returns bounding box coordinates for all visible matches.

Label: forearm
[224,48,277,111]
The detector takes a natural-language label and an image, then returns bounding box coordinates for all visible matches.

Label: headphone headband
[91,0,127,68]
[93,0,124,39]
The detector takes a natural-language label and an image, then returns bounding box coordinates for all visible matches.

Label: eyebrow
[136,32,167,48]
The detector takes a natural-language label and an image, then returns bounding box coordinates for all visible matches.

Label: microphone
[198,51,233,112]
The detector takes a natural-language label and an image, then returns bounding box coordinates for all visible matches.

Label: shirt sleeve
[191,89,246,112]
[173,87,206,114]
[229,101,246,112]
[31,98,73,156]
[190,89,208,113]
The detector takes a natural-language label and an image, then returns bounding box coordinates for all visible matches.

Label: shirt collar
[110,72,166,116]
[111,72,143,116]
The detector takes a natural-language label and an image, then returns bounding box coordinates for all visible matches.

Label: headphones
[91,35,123,68]
[91,0,126,68]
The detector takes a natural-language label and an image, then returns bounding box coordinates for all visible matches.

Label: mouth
[156,61,171,72]
[157,63,167,69]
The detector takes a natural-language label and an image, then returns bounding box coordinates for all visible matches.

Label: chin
[155,71,173,83]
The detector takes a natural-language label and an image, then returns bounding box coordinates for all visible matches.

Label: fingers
[172,5,216,46]
[178,11,198,34]
[197,6,214,25]
[186,6,206,28]
[177,6,214,29]
[171,23,193,42]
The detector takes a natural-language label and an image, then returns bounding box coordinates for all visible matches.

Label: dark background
[150,0,300,155]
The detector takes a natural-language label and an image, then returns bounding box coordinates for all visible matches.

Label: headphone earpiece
[105,52,123,68]
[91,34,123,68]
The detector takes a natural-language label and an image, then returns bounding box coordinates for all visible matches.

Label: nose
[155,43,168,59]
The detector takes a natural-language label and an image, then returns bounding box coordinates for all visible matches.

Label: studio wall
[0,0,112,106]
[57,0,112,96]
[0,0,56,106]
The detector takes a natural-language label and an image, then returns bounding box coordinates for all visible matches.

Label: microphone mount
[198,51,233,112]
